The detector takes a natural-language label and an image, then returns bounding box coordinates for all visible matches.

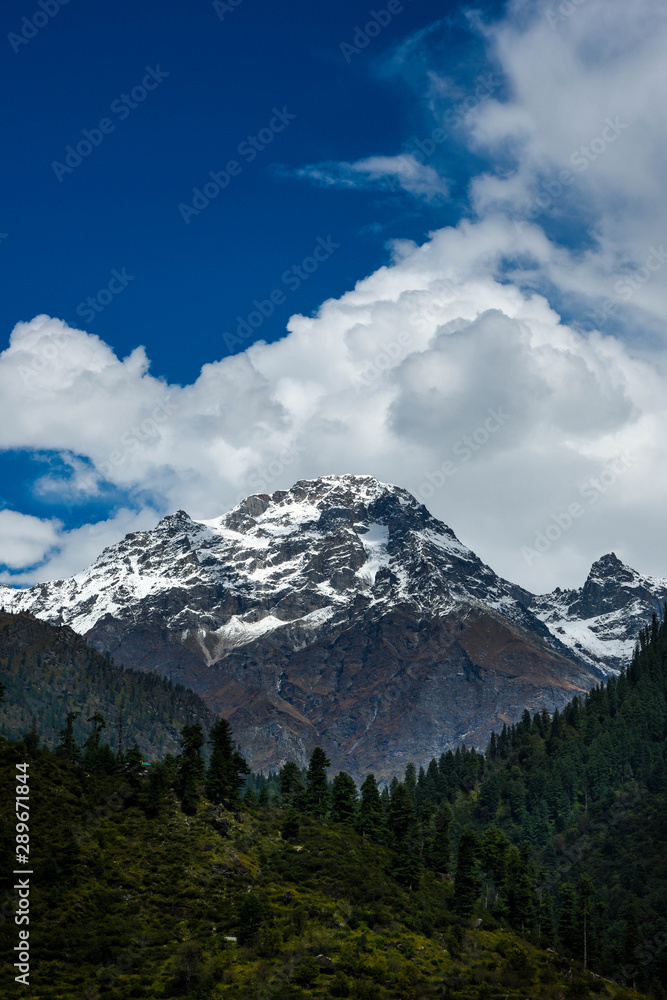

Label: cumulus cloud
[2,0,667,594]
[2,213,667,593]
[0,510,62,571]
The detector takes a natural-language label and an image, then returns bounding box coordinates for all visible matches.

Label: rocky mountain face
[530,552,667,674]
[2,475,664,776]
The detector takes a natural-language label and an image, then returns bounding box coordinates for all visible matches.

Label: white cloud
[2,0,667,596]
[2,214,667,593]
[290,153,449,201]
[0,510,62,571]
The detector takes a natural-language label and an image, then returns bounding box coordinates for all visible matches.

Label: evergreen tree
[279,760,305,806]
[404,762,417,802]
[426,800,452,875]
[480,826,508,910]
[205,718,249,808]
[305,747,330,817]
[178,724,205,815]
[330,771,358,825]
[454,829,481,917]
[505,843,536,933]
[579,873,596,971]
[145,760,169,816]
[357,774,383,841]
[243,787,258,808]
[281,808,300,842]
[558,882,578,954]
[55,711,82,764]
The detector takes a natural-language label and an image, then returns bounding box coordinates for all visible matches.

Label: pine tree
[454,829,481,917]
[83,712,106,772]
[205,718,249,808]
[357,774,383,841]
[330,771,358,826]
[178,723,205,815]
[505,843,536,933]
[55,711,82,764]
[558,882,578,954]
[145,760,168,816]
[305,747,330,817]
[579,873,596,971]
[426,800,452,875]
[279,761,305,806]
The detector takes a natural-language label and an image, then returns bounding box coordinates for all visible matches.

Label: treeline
[0,610,216,756]
[239,610,667,994]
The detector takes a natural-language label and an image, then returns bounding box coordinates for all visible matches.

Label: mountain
[0,610,216,756]
[531,552,667,672]
[1,475,664,775]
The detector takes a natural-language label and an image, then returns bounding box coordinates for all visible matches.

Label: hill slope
[0,611,216,757]
[0,732,648,1000]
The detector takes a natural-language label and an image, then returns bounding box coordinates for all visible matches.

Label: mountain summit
[2,475,665,774]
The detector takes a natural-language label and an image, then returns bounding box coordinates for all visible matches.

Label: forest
[0,608,665,998]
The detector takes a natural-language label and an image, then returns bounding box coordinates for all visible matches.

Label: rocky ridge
[2,475,664,775]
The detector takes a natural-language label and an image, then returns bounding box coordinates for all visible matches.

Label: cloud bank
[2,0,667,594]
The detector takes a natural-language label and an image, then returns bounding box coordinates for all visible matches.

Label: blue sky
[2,0,667,592]
[2,0,493,381]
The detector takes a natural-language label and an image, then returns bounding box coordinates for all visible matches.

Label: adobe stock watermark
[582,245,667,332]
[51,66,170,182]
[521,453,633,566]
[97,397,178,483]
[235,442,306,501]
[18,327,74,387]
[213,0,245,20]
[514,117,629,233]
[75,267,135,324]
[340,0,415,64]
[407,279,460,333]
[548,784,643,888]
[386,73,499,186]
[417,407,512,502]
[353,331,413,394]
[8,0,71,54]
[545,0,589,30]
[179,107,296,224]
[221,235,340,353]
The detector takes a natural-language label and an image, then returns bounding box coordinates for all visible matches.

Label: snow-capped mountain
[1,475,662,775]
[530,553,667,674]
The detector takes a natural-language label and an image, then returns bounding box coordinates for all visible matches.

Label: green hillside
[0,729,647,1000]
[0,607,665,997]
[0,611,217,757]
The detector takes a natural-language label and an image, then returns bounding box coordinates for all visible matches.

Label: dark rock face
[1,475,662,776]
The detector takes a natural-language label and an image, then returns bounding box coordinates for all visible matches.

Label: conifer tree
[330,771,358,826]
[558,882,578,954]
[579,873,596,970]
[55,711,82,764]
[426,800,452,875]
[279,760,305,806]
[305,747,330,817]
[357,774,383,841]
[453,829,481,917]
[205,718,249,808]
[145,760,169,816]
[178,723,205,815]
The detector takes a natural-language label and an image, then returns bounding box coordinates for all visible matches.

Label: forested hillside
[0,608,665,997]
[0,723,648,1000]
[0,611,216,757]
